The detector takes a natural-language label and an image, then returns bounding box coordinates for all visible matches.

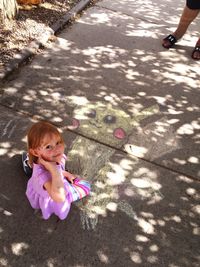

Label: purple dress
[26,155,90,220]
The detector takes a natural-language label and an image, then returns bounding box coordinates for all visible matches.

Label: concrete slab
[0,4,199,179]
[0,0,200,266]
[0,106,199,267]
[96,0,200,32]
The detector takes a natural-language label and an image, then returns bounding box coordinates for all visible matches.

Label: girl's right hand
[40,157,66,203]
[38,157,58,172]
[62,170,76,184]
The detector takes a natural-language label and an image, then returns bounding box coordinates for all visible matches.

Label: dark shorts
[186,0,200,9]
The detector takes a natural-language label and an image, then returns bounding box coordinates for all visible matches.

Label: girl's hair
[27,121,64,165]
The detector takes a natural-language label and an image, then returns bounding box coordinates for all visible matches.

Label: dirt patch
[0,0,81,69]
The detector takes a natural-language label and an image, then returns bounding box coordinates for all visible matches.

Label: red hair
[27,121,64,165]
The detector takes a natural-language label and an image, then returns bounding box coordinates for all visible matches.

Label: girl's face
[35,133,64,163]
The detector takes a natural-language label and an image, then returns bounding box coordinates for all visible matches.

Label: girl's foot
[162,34,177,49]
[191,39,200,60]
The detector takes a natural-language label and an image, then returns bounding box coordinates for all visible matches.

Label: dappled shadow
[0,0,80,67]
[0,123,199,266]
[97,0,185,25]
[0,0,199,178]
[17,0,77,25]
[0,0,200,266]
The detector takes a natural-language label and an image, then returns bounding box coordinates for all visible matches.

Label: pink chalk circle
[113,128,126,139]
[67,118,80,130]
[72,118,80,128]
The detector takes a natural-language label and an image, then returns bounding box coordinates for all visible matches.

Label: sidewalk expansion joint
[96,5,159,25]
[0,101,199,183]
[66,128,200,183]
[0,98,198,183]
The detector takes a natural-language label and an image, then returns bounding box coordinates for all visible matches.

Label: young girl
[25,120,90,220]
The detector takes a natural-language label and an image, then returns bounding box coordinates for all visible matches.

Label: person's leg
[163,6,199,48]
[192,37,200,60]
[66,178,91,202]
[173,6,199,39]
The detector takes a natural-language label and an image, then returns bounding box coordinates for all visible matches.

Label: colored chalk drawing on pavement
[68,101,159,149]
[125,117,180,160]
[66,102,178,230]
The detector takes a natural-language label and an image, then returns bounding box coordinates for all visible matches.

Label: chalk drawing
[8,123,16,139]
[80,201,139,230]
[0,119,17,139]
[67,102,159,182]
[66,102,177,230]
[126,117,180,160]
[66,102,160,230]
[80,210,98,230]
[118,200,139,221]
[79,183,164,231]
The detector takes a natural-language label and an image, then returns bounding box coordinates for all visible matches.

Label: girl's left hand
[62,170,76,184]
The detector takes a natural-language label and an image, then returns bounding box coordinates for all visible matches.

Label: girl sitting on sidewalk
[24,120,90,220]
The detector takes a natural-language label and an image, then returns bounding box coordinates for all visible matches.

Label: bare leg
[173,6,199,39]
[163,6,200,47]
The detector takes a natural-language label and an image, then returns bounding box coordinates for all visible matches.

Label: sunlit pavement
[0,0,199,266]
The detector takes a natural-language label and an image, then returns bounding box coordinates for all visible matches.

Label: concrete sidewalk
[0,0,199,266]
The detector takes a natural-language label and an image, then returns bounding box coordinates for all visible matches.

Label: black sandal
[22,152,32,178]
[162,34,177,49]
[191,45,200,60]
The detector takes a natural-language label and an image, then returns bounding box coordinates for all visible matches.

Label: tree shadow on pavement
[0,0,200,266]
[0,145,199,266]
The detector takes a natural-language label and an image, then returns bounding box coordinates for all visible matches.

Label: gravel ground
[0,0,81,70]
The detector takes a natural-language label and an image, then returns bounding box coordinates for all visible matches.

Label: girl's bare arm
[39,158,66,202]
